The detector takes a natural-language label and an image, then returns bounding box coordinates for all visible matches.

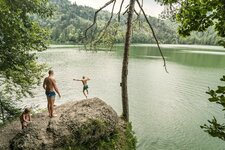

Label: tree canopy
[157,0,225,47]
[0,0,53,123]
[44,0,221,46]
[0,0,53,96]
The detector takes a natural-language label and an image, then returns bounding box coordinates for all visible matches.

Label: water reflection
[115,45,225,68]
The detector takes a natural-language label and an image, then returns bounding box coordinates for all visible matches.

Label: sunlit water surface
[24,45,225,150]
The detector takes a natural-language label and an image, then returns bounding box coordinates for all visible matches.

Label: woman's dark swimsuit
[45,91,56,97]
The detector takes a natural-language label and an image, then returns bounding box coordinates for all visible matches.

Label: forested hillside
[46,0,220,46]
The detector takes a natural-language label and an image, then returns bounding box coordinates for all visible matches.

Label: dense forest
[44,0,220,46]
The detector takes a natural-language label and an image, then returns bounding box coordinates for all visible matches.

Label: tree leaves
[201,76,225,140]
[158,0,225,47]
[0,0,52,124]
[200,117,225,141]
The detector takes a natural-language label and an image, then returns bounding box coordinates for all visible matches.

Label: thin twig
[123,8,129,15]
[84,0,115,39]
[134,9,139,16]
[89,23,98,49]
[136,0,168,73]
[93,0,116,45]
[118,0,125,22]
[133,8,141,23]
[133,0,143,30]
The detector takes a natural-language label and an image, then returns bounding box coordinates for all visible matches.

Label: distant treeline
[43,0,220,46]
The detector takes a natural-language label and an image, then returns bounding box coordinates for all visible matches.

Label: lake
[25,44,225,150]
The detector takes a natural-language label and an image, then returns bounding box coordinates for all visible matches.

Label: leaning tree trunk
[121,0,135,122]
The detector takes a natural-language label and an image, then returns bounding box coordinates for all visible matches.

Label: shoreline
[48,44,225,51]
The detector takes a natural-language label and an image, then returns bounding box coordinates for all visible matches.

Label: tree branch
[84,0,115,39]
[133,0,143,28]
[118,0,125,22]
[93,0,116,46]
[136,0,168,73]
[123,8,129,15]
[123,4,130,15]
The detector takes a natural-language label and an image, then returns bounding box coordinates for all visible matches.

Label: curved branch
[136,0,168,73]
[84,0,115,39]
[93,0,116,45]
[118,0,125,22]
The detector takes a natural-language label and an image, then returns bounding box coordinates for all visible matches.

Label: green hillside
[45,0,220,46]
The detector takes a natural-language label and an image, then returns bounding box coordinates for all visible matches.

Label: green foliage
[201,116,225,141]
[46,0,99,44]
[200,75,225,140]
[0,0,53,124]
[157,0,225,47]
[0,92,22,125]
[62,121,137,150]
[45,0,220,46]
[124,122,137,150]
[93,122,137,150]
[96,122,136,150]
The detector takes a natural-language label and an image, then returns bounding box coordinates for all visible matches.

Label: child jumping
[73,76,90,99]
[20,108,31,129]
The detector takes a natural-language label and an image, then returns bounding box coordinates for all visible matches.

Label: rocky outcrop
[9,98,120,149]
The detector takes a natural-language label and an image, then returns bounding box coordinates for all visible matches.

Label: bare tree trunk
[121,0,135,122]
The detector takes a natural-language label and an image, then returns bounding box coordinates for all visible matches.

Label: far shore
[48,44,225,51]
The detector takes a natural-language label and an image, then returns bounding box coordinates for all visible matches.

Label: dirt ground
[0,109,53,149]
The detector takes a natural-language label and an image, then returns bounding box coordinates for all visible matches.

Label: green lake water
[26,44,225,150]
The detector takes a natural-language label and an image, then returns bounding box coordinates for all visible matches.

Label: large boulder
[10,98,119,150]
